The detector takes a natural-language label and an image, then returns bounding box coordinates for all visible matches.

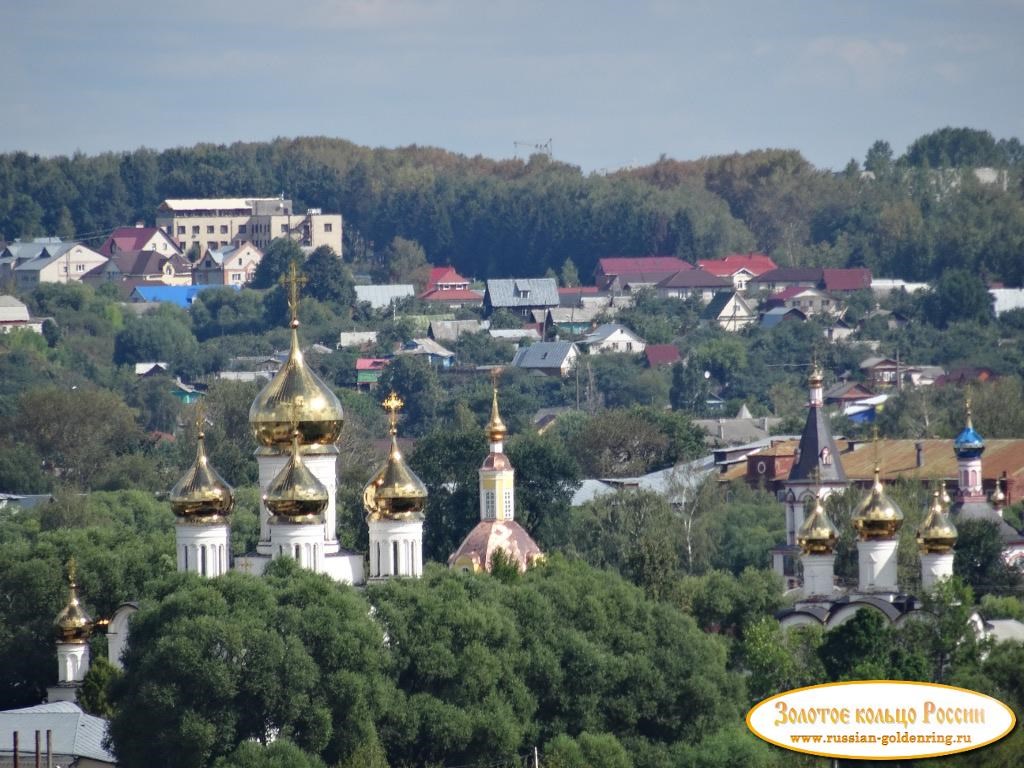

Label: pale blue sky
[3,0,1022,171]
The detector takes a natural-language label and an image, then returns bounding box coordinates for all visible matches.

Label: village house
[593,256,692,293]
[83,249,192,291]
[654,268,732,302]
[483,278,559,318]
[511,341,580,376]
[697,252,778,291]
[99,225,181,257]
[765,286,843,317]
[0,295,45,334]
[354,284,416,310]
[580,323,646,354]
[192,243,263,286]
[699,292,757,331]
[12,243,107,291]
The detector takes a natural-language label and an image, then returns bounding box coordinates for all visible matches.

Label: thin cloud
[805,36,909,88]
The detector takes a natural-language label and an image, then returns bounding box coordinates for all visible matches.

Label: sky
[2,0,1023,172]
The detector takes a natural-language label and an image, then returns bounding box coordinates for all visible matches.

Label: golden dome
[54,559,92,644]
[487,385,508,444]
[991,478,1006,509]
[797,494,839,555]
[363,393,427,521]
[263,430,328,523]
[917,488,958,554]
[169,429,233,520]
[852,466,904,540]
[808,363,824,389]
[249,264,343,447]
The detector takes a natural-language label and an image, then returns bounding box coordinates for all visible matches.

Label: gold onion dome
[808,363,824,389]
[991,479,1006,509]
[263,430,329,523]
[363,393,427,521]
[249,265,344,448]
[797,494,839,555]
[54,559,92,644]
[169,428,234,520]
[852,466,904,539]
[487,382,508,443]
[918,488,958,554]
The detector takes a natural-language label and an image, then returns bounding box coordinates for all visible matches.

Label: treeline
[2,128,1023,284]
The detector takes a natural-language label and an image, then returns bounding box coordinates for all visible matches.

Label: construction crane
[513,138,553,159]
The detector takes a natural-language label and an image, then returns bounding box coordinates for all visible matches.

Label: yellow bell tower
[479,370,515,522]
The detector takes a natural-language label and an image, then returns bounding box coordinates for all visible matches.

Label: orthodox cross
[382,391,404,436]
[279,261,308,325]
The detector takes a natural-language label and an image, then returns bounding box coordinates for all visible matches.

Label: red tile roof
[698,253,777,277]
[823,267,872,292]
[419,288,483,302]
[645,344,681,367]
[99,227,172,256]
[426,266,470,291]
[596,256,692,275]
[356,358,390,371]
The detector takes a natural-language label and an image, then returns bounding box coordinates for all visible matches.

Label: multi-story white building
[156,197,342,255]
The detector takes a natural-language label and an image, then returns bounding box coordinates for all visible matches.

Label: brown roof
[448,520,543,573]
[481,452,513,471]
[720,439,1024,486]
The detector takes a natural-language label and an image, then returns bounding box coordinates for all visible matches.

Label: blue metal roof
[131,284,238,308]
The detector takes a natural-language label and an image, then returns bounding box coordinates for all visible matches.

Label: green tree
[670,362,710,415]
[919,269,994,329]
[303,245,355,307]
[376,236,430,291]
[560,258,580,288]
[113,306,200,373]
[376,356,440,435]
[13,386,145,489]
[250,239,304,289]
[78,656,121,719]
[954,519,1022,597]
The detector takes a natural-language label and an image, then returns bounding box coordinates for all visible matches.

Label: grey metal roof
[700,292,753,320]
[511,341,578,369]
[0,702,114,764]
[485,278,559,308]
[354,284,415,309]
[788,403,847,484]
[428,319,489,342]
[581,323,643,345]
[759,307,807,328]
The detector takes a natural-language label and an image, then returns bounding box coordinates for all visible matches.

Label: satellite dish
[703,370,711,379]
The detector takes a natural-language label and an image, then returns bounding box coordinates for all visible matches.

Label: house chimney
[718,419,724,439]
[135,221,145,228]
[915,441,924,468]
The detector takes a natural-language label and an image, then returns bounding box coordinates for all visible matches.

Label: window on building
[231,273,241,282]
[323,222,333,232]
[220,225,228,234]
[280,224,288,233]
[192,226,200,235]
[503,490,513,519]
[178,225,186,235]
[75,263,85,272]
[238,224,247,234]
[485,491,496,519]
[206,225,214,234]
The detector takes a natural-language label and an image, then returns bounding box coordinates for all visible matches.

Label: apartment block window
[323,223,333,232]
[192,226,200,235]
[206,225,214,234]
[177,225,186,235]
[238,224,247,234]
[220,225,228,234]
[280,224,288,233]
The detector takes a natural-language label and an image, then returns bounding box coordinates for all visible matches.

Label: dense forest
[1,127,1023,285]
